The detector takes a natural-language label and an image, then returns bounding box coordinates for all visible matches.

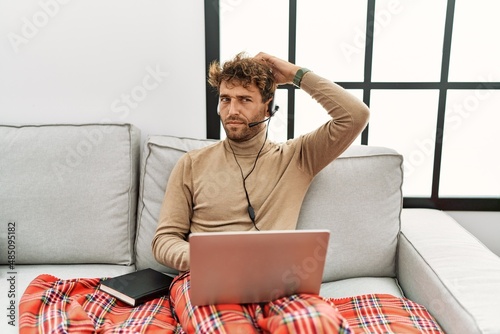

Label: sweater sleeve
[296,72,370,175]
[151,153,192,272]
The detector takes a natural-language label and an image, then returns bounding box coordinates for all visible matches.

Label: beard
[223,116,263,142]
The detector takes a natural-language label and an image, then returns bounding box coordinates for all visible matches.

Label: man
[152,52,369,333]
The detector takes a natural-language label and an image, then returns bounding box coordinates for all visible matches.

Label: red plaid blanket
[19,274,443,333]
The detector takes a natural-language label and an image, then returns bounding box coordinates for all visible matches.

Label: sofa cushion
[320,277,404,299]
[135,136,216,274]
[6,264,135,300]
[297,145,403,281]
[0,124,140,265]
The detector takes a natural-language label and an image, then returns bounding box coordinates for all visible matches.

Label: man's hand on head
[254,52,301,86]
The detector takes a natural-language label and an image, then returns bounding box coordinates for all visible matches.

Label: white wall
[0,0,206,142]
[447,211,500,257]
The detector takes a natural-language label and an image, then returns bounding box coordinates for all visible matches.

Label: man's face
[218,80,269,142]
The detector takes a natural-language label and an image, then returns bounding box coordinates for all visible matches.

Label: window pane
[295,89,363,146]
[448,0,500,82]
[296,0,367,82]
[371,0,447,82]
[368,90,439,197]
[219,0,289,61]
[439,90,500,197]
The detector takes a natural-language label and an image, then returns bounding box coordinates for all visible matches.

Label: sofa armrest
[398,209,500,334]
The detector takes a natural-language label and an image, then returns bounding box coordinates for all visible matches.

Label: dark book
[99,268,174,307]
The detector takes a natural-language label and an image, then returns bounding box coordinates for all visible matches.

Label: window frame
[204,0,500,211]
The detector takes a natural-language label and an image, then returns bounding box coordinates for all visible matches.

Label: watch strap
[293,68,311,87]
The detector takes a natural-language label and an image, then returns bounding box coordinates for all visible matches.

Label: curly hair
[208,52,276,103]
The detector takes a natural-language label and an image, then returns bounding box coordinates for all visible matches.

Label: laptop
[189,229,330,306]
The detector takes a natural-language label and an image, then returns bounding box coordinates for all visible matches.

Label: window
[205,0,500,211]
[369,89,439,197]
[296,0,367,82]
[439,90,500,198]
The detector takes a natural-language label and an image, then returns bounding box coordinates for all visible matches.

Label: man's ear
[266,96,276,117]
[264,100,271,118]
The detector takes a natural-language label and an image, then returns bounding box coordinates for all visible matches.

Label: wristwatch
[293,68,311,87]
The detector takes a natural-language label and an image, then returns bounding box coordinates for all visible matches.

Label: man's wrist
[293,68,311,87]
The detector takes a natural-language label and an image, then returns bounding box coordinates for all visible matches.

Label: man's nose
[227,101,240,115]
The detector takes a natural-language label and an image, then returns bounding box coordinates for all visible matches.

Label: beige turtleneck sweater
[152,72,370,272]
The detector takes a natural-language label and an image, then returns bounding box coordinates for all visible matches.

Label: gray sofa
[1,123,499,333]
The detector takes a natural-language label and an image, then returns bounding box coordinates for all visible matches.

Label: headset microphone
[248,118,270,127]
[248,105,279,128]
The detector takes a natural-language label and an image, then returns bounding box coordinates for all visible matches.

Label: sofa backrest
[135,136,403,281]
[297,145,403,281]
[0,124,140,265]
[135,136,217,274]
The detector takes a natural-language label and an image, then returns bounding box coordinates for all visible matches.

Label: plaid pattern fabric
[170,273,443,334]
[20,274,443,334]
[333,294,444,334]
[170,274,350,333]
[19,274,181,333]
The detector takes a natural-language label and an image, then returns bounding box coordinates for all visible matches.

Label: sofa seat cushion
[320,277,404,299]
[1,263,135,311]
[0,124,140,266]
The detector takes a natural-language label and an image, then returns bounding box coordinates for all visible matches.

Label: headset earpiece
[267,96,278,117]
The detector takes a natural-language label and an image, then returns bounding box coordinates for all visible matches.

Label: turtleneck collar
[223,126,271,157]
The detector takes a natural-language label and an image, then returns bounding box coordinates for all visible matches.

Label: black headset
[267,96,278,116]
